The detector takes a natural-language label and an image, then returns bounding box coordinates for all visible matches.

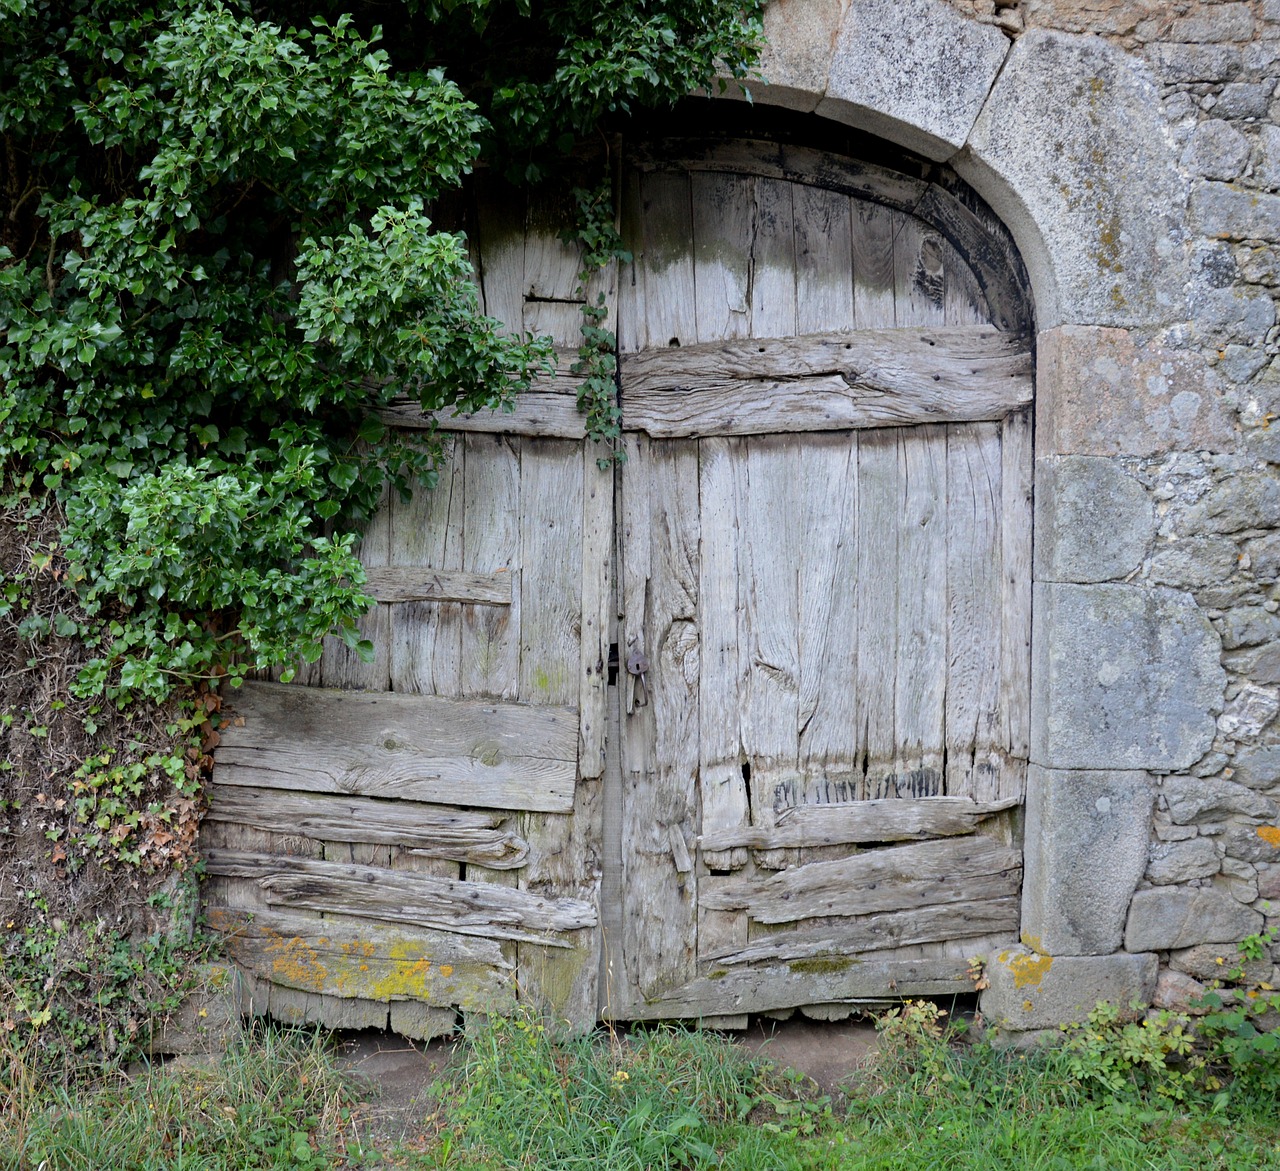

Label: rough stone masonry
[743,0,1280,1034]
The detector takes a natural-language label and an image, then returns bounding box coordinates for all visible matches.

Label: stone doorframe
[716,0,1233,1035]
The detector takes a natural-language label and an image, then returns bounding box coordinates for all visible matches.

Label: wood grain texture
[205,785,529,868]
[460,432,521,699]
[379,393,587,439]
[579,450,613,779]
[700,838,1021,923]
[794,185,854,333]
[944,423,1004,799]
[204,850,596,943]
[621,441,701,1004]
[215,681,577,813]
[321,486,390,690]
[618,957,977,1020]
[698,798,1020,851]
[1000,408,1034,793]
[364,567,512,606]
[692,171,753,343]
[619,327,1030,438]
[208,907,515,1010]
[705,897,1021,964]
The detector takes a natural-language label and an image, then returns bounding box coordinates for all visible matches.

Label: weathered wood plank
[944,423,1004,799]
[705,897,1021,965]
[204,850,597,944]
[794,186,854,333]
[388,432,460,696]
[579,450,613,779]
[700,797,1021,851]
[692,171,752,343]
[517,439,598,1026]
[852,201,897,328]
[855,430,899,797]
[204,785,529,868]
[622,441,701,1003]
[739,435,801,846]
[473,173,526,334]
[893,425,947,796]
[524,186,586,347]
[697,437,749,870]
[215,681,578,814]
[795,433,859,809]
[207,907,515,1010]
[895,215,947,328]
[750,176,797,338]
[619,327,1032,439]
[364,566,512,606]
[700,838,1021,923]
[1000,408,1033,793]
[635,170,697,351]
[617,957,978,1020]
[379,393,587,440]
[460,433,521,699]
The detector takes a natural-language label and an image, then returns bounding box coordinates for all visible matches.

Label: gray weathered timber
[895,215,947,328]
[697,436,750,871]
[204,785,529,868]
[619,958,977,1020]
[380,392,587,440]
[998,409,1034,789]
[692,171,753,343]
[945,422,1005,799]
[460,432,521,699]
[214,682,578,814]
[619,327,1031,438]
[894,425,948,792]
[697,797,1020,851]
[321,485,391,690]
[704,897,1021,964]
[794,183,854,332]
[700,838,1022,923]
[207,907,515,1010]
[203,850,596,944]
[622,440,702,1003]
[578,451,613,780]
[853,201,898,328]
[363,567,512,606]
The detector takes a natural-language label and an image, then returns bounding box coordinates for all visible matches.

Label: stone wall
[743,0,1280,1033]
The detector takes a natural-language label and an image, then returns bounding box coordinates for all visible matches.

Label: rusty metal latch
[625,647,650,709]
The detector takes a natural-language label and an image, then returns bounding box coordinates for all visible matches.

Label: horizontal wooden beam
[204,849,597,946]
[619,327,1032,438]
[205,784,530,868]
[208,907,516,1010]
[608,957,977,1021]
[700,837,1022,924]
[363,566,513,606]
[379,348,589,438]
[703,897,1020,966]
[214,681,578,814]
[697,797,1019,852]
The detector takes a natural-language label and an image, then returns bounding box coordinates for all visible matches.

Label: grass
[2,1005,1279,1170]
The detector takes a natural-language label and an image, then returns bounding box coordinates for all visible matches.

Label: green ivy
[1,0,763,702]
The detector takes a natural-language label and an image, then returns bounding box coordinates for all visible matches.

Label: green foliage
[0,0,763,703]
[1061,938,1280,1106]
[3,1023,362,1169]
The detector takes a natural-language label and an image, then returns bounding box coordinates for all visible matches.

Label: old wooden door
[602,142,1033,1021]
[204,136,1034,1032]
[203,181,614,1035]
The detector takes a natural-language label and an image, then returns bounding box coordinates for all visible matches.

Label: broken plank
[214,681,577,814]
[204,785,529,869]
[699,838,1022,923]
[704,897,1021,965]
[618,957,977,1020]
[203,851,597,944]
[208,907,515,1010]
[363,567,512,606]
[697,796,1021,851]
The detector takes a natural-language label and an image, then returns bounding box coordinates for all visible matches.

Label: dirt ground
[334,1015,881,1148]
